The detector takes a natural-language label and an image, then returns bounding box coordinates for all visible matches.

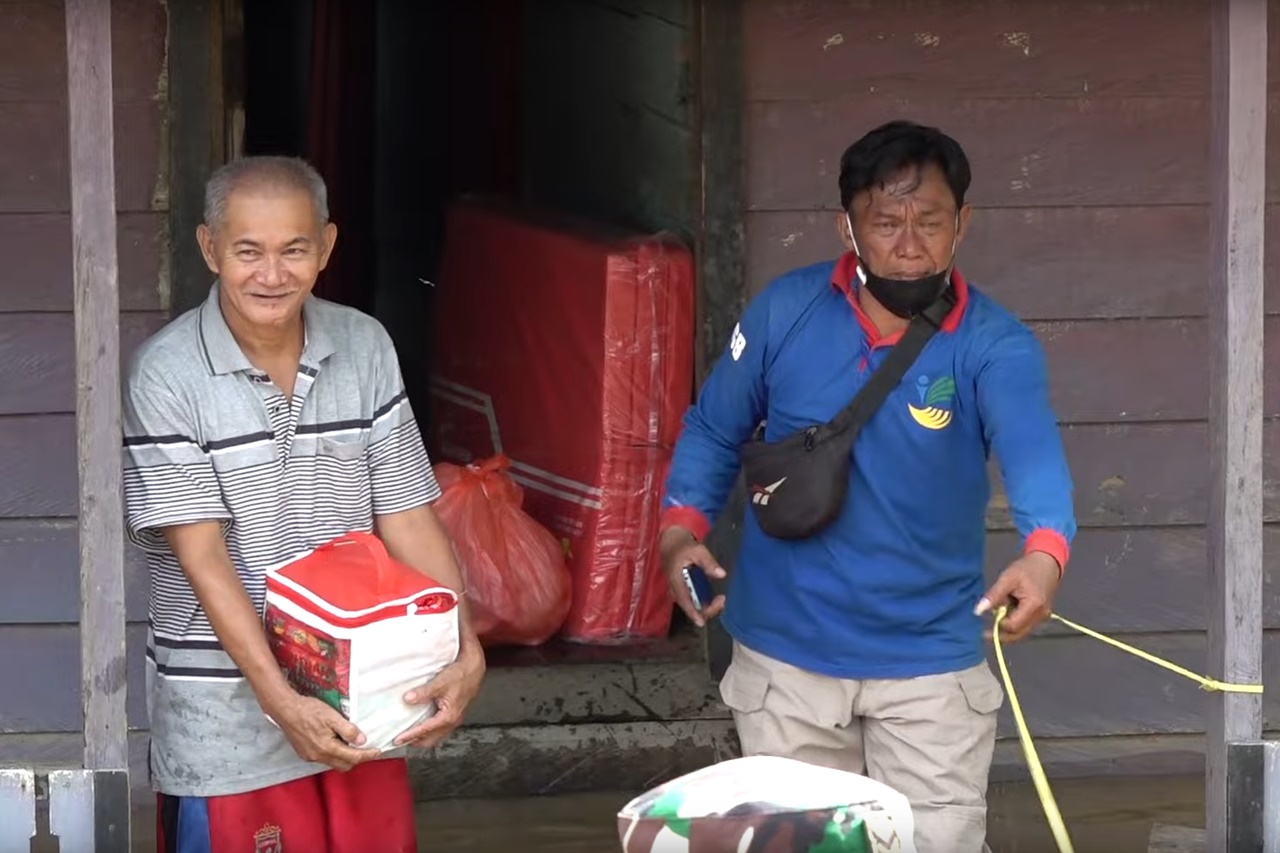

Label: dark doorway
[238,0,698,426]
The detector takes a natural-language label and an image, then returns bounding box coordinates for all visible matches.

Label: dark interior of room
[239,0,701,655]
[242,0,695,420]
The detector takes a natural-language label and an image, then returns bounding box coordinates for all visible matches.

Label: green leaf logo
[925,376,956,406]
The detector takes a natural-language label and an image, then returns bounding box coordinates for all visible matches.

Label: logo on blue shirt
[908,375,957,430]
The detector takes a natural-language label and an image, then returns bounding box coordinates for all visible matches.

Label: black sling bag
[739,286,957,540]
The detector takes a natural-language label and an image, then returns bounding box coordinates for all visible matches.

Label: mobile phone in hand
[682,564,715,612]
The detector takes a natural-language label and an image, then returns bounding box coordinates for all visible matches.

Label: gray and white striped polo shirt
[121,282,442,798]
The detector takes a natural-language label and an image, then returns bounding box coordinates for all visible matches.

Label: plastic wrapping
[432,455,574,647]
[616,756,919,853]
[428,196,695,644]
[262,532,461,751]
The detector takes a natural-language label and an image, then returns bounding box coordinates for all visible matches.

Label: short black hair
[838,120,971,213]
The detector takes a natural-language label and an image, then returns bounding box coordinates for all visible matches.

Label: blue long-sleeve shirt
[661,253,1077,678]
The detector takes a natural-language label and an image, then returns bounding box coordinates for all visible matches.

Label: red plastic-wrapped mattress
[428,196,695,644]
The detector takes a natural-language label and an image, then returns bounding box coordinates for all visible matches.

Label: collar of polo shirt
[197,280,338,376]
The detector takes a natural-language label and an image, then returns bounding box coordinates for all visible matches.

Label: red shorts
[156,758,417,853]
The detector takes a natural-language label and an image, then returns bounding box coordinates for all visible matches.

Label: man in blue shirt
[659,121,1076,852]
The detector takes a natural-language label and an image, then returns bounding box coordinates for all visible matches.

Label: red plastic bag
[432,454,573,647]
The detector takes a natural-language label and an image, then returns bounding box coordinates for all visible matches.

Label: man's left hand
[975,551,1061,643]
[394,644,486,749]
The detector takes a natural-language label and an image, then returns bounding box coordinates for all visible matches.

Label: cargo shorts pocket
[956,664,1005,715]
[719,654,771,715]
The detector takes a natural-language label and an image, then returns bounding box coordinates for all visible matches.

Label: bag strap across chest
[827,285,957,436]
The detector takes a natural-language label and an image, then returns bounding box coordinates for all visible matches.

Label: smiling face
[196,186,338,336]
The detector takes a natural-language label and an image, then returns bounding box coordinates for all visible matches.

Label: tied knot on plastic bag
[452,454,524,505]
[434,454,573,647]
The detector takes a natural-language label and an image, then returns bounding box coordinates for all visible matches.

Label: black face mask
[860,266,951,319]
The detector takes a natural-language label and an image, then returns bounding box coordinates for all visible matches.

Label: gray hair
[202,155,330,232]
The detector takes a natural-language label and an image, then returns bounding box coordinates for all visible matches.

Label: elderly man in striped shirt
[121,155,485,853]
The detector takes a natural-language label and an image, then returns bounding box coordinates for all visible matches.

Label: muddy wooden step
[1147,822,1205,852]
[481,621,703,670]
[407,719,741,800]
[407,629,731,800]
[465,641,725,728]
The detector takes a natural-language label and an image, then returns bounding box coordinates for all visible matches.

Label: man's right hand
[660,525,727,627]
[264,692,382,772]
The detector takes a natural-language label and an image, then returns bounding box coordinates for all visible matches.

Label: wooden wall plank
[0,520,147,624]
[745,207,1280,319]
[984,526,1280,634]
[990,631,1280,739]
[3,416,1276,527]
[2,442,1254,636]
[0,623,148,733]
[0,311,167,416]
[742,97,1280,211]
[729,312,1280,424]
[0,100,159,213]
[7,514,1269,635]
[704,239,1280,421]
[0,212,164,311]
[0,0,165,103]
[986,421,1280,529]
[0,415,76,517]
[1031,317,1280,424]
[744,0,1224,101]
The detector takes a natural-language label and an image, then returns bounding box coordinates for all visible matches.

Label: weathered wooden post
[1266,741,1280,852]
[58,0,131,847]
[1207,0,1267,850]
[0,1,132,846]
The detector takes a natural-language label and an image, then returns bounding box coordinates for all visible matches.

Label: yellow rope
[993,606,1075,853]
[993,607,1266,853]
[1046,613,1264,694]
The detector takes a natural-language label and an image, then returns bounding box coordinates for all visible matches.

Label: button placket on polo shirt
[248,370,303,466]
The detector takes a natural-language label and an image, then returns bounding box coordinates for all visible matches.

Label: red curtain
[300,0,522,312]
[305,0,377,314]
